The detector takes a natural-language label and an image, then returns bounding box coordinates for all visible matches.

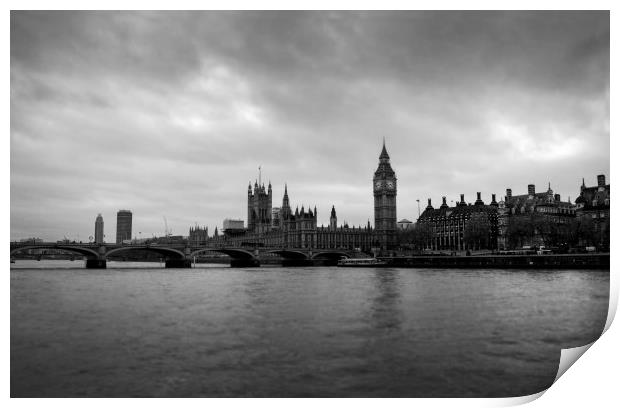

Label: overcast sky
[10,11,609,242]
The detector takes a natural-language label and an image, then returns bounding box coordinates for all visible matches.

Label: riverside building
[575,174,610,221]
[497,183,575,249]
[188,225,209,245]
[417,193,499,251]
[574,174,610,248]
[208,142,397,252]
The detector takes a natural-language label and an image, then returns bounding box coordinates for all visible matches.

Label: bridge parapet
[11,242,357,268]
[10,243,101,259]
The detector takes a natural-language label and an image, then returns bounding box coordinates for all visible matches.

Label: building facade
[271,207,281,229]
[373,141,397,249]
[223,219,244,231]
[189,225,209,245]
[575,174,610,221]
[574,174,610,248]
[497,183,576,249]
[95,214,104,244]
[116,210,132,243]
[209,198,374,251]
[417,193,499,251]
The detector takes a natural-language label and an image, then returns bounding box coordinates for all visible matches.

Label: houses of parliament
[207,142,398,252]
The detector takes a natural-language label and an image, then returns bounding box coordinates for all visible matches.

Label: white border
[4,1,616,407]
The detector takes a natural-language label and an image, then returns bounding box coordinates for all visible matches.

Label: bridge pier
[85,259,107,269]
[230,258,260,268]
[165,259,192,268]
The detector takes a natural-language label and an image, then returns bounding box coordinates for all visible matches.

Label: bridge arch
[311,251,350,260]
[269,250,309,260]
[10,245,100,259]
[209,248,256,260]
[189,248,227,258]
[105,245,186,259]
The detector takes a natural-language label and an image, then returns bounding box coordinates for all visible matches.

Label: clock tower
[373,140,397,250]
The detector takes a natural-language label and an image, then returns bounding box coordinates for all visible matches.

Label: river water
[11,260,609,397]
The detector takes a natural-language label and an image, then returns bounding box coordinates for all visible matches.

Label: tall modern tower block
[116,210,132,244]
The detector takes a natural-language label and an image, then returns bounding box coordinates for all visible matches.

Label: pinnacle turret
[379,138,390,162]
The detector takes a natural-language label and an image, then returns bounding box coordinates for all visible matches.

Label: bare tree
[505,216,535,249]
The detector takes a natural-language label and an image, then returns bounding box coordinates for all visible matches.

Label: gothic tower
[281,184,291,219]
[329,205,337,230]
[247,180,272,234]
[373,140,397,249]
[280,184,292,233]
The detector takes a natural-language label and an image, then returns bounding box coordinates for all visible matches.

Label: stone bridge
[10,242,356,268]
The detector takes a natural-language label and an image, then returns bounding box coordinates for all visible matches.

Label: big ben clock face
[387,181,394,189]
[375,181,382,189]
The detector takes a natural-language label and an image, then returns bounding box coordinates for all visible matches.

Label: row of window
[211,230,374,249]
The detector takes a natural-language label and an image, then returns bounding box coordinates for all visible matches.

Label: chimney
[554,194,561,202]
[506,188,512,200]
[475,192,484,205]
[598,174,606,187]
[426,198,433,210]
[441,196,448,209]
[528,184,535,196]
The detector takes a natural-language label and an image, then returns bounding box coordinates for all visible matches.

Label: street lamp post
[416,199,420,219]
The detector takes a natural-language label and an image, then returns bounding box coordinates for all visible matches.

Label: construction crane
[163,216,172,238]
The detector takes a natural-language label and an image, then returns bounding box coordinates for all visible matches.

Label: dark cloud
[10,11,609,241]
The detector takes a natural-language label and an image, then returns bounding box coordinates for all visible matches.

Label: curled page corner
[603,282,618,333]
[553,342,595,384]
[494,389,547,407]
[494,342,598,407]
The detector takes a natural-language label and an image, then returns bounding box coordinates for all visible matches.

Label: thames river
[11,260,609,397]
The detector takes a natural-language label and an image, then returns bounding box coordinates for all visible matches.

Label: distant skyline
[11,11,609,241]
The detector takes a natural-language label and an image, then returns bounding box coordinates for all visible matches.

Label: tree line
[503,213,609,250]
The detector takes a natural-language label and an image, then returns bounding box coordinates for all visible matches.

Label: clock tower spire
[373,139,397,250]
